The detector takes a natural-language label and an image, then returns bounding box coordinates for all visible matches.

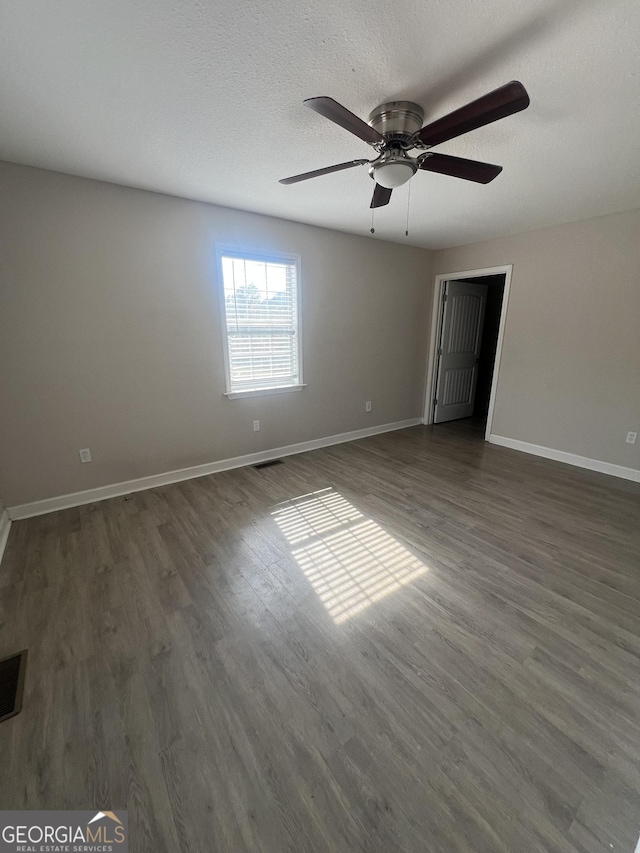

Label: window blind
[220,252,301,393]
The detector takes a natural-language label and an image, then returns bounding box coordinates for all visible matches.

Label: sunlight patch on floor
[272,488,427,623]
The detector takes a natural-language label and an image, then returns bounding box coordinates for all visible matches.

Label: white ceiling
[1,0,639,249]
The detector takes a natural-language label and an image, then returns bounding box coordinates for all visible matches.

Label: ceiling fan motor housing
[368,101,425,145]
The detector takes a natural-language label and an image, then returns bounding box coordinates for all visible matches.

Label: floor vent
[0,650,27,722]
[253,459,284,470]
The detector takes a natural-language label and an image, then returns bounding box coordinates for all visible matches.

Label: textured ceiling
[0,0,639,249]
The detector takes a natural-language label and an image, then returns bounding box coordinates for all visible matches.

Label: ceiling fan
[280,81,530,208]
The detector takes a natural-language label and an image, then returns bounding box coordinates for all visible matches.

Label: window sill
[223,384,307,400]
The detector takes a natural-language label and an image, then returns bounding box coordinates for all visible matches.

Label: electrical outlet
[365,401,372,413]
[253,420,260,432]
[626,431,637,444]
[79,448,92,463]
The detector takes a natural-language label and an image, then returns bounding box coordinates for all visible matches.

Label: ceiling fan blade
[419,153,503,183]
[280,159,369,185]
[304,97,384,145]
[417,81,530,147]
[370,184,392,208]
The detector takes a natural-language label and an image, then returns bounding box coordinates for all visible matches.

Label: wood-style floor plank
[1,419,639,852]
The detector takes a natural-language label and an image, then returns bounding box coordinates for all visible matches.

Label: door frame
[422,264,513,440]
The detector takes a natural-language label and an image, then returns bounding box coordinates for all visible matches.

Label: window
[218,249,302,397]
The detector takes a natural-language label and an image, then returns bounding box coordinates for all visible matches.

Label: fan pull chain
[370,206,375,235]
[405,181,411,237]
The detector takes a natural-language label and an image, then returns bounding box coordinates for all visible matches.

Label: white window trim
[216,245,304,398]
[223,383,307,400]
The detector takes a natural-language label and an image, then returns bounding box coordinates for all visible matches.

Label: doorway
[423,265,512,440]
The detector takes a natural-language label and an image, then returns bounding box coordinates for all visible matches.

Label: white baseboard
[489,434,640,483]
[7,418,422,520]
[0,509,11,566]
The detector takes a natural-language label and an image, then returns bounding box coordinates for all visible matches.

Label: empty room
[1,0,639,851]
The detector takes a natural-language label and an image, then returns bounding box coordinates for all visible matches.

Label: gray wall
[433,209,640,470]
[2,158,637,510]
[0,162,432,506]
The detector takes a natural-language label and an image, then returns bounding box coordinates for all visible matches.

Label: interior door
[434,279,488,423]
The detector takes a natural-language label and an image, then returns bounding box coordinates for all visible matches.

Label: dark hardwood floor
[1,421,639,852]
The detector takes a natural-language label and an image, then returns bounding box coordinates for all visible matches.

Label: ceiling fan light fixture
[371,160,416,189]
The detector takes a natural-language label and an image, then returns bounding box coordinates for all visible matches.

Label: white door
[433,280,488,423]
